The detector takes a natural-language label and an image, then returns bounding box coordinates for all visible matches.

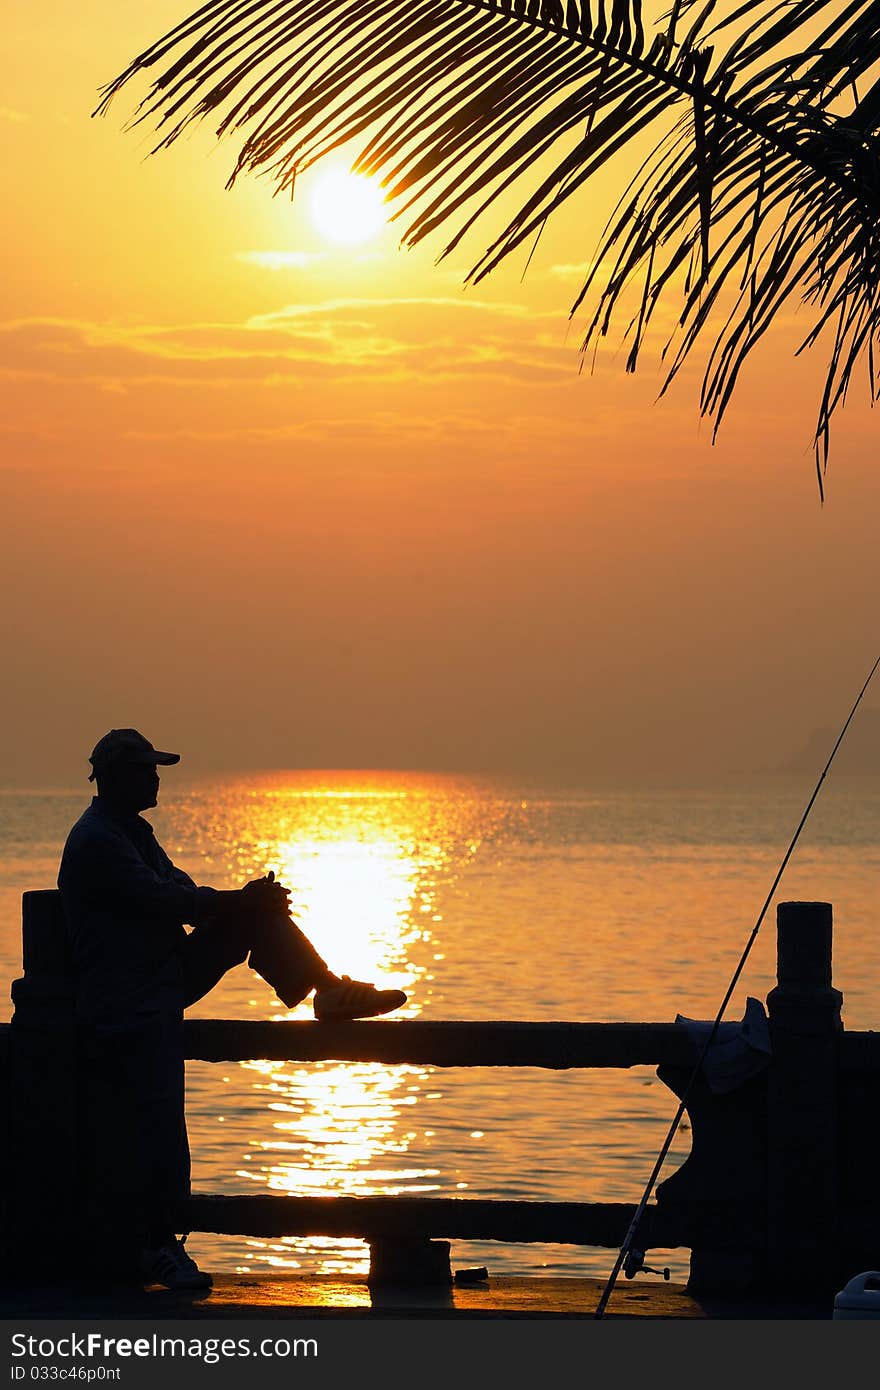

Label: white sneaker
[314,976,407,1022]
[141,1236,213,1290]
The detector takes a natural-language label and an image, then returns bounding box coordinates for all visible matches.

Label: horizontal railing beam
[182,1020,698,1068]
[3,1019,878,1071]
[179,1193,686,1248]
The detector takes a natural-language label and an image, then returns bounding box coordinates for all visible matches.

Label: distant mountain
[772,709,880,777]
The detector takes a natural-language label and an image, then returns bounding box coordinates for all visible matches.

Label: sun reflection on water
[270,835,421,994]
[209,774,453,1272]
[236,1057,442,1273]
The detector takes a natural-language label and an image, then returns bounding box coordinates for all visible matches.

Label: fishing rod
[593,650,880,1320]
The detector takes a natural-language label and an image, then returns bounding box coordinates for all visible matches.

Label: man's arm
[150,838,295,927]
[61,817,295,930]
[63,822,219,925]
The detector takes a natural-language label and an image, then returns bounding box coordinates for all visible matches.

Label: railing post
[368,1238,453,1287]
[766,901,842,1292]
[4,891,78,1273]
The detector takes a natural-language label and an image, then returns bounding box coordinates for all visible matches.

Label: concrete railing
[2,891,879,1294]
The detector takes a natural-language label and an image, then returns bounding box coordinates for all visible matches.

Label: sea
[2,770,879,1285]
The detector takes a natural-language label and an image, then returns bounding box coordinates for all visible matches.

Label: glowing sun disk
[310,169,387,245]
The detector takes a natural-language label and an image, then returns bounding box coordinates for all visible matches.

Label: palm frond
[97,0,880,489]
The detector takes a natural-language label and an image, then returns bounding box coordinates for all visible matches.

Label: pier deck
[1,1273,832,1320]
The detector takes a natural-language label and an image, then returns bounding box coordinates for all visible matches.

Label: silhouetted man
[58,728,406,1290]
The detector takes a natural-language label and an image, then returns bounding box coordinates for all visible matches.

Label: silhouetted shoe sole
[314,979,407,1022]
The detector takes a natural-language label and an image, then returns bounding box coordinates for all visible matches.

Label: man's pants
[78,1012,189,1269]
[181,907,331,1008]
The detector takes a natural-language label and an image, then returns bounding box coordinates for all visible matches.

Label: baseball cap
[88,728,181,782]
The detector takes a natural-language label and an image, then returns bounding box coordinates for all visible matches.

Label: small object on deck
[454,1266,489,1285]
[833,1271,880,1319]
[368,1238,452,1287]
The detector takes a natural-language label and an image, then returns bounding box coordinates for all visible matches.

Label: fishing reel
[623,1246,670,1281]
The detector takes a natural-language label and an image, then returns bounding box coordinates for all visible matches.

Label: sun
[309,168,388,246]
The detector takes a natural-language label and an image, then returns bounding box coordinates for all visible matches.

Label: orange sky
[3,1,880,788]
